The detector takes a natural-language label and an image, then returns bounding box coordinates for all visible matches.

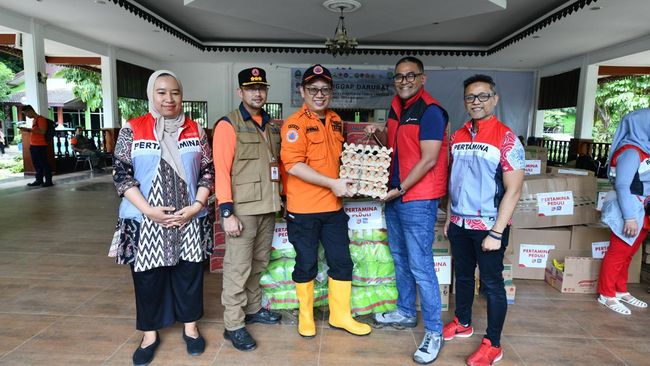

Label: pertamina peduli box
[524,146,547,176]
[510,227,571,280]
[512,174,598,228]
[544,249,600,293]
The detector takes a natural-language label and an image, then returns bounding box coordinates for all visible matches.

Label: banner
[291,68,395,109]
[344,200,384,229]
[536,191,574,216]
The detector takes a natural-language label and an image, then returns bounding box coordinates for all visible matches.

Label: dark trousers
[29,145,52,183]
[286,209,353,283]
[130,260,204,331]
[448,223,509,347]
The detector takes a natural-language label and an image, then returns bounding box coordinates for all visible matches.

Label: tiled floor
[2,174,650,365]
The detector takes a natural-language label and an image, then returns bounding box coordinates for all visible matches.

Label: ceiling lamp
[323,0,361,57]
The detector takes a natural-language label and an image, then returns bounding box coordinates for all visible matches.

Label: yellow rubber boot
[327,277,371,336]
[295,281,316,337]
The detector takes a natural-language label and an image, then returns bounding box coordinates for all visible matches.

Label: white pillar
[575,64,598,139]
[101,47,119,128]
[22,21,48,115]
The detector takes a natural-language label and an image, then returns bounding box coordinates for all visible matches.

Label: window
[264,103,283,119]
[183,101,208,128]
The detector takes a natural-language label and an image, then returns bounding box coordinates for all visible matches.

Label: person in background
[364,56,448,365]
[213,67,282,352]
[21,105,53,187]
[444,74,525,366]
[598,108,650,315]
[71,126,103,171]
[0,123,5,155]
[281,64,371,339]
[110,70,214,366]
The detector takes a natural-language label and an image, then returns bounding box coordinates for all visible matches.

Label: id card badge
[270,162,280,182]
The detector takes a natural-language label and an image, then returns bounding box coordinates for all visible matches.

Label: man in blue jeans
[443,74,524,366]
[364,56,449,364]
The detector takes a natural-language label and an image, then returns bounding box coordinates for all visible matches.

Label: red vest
[386,88,449,201]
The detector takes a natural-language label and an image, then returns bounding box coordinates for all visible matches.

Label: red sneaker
[443,316,474,341]
[466,338,503,366]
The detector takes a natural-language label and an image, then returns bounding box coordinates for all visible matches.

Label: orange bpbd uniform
[281,104,345,214]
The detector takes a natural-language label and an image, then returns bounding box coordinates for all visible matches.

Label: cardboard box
[596,178,614,211]
[570,224,641,283]
[512,174,598,229]
[505,284,516,304]
[524,146,547,175]
[569,224,610,252]
[547,166,596,177]
[545,249,599,293]
[434,255,452,285]
[503,257,513,285]
[629,247,642,284]
[433,222,451,255]
[511,227,572,280]
[440,284,450,312]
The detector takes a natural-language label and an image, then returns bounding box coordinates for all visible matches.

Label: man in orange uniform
[281,64,371,338]
[213,67,282,352]
[22,105,53,187]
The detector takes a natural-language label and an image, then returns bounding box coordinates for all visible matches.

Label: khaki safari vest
[228,109,282,215]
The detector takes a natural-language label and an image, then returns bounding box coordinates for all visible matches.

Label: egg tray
[339,143,393,199]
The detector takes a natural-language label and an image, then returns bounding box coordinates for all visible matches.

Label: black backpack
[44,118,57,140]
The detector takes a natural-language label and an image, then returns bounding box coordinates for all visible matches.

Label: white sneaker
[373,310,417,328]
[413,332,443,365]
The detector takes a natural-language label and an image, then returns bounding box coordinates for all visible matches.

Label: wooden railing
[542,139,571,165]
[53,129,109,158]
[586,142,611,164]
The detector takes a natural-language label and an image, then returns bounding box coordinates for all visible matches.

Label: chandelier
[323,0,360,57]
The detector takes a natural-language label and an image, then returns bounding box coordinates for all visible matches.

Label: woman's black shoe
[132,331,159,366]
[183,329,206,356]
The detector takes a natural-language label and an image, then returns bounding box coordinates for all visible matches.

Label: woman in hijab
[110,70,214,365]
[598,108,650,315]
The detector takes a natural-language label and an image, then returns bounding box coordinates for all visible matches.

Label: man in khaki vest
[213,67,282,352]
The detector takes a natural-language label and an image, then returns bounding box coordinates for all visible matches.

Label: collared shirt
[281,104,344,214]
[30,116,47,146]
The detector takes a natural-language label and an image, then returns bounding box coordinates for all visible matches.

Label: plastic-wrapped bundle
[269,246,297,261]
[262,282,329,310]
[349,228,388,244]
[350,284,398,316]
[352,260,396,286]
[261,246,329,310]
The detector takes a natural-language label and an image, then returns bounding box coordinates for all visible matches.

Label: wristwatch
[221,208,232,218]
[397,184,406,195]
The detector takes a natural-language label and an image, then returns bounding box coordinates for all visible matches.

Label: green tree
[0,53,23,74]
[594,76,650,142]
[59,67,103,111]
[58,67,151,123]
[0,62,16,121]
[118,98,148,121]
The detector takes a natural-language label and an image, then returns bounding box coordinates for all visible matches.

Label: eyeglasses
[393,72,423,84]
[304,86,332,96]
[464,93,495,103]
[242,85,269,93]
